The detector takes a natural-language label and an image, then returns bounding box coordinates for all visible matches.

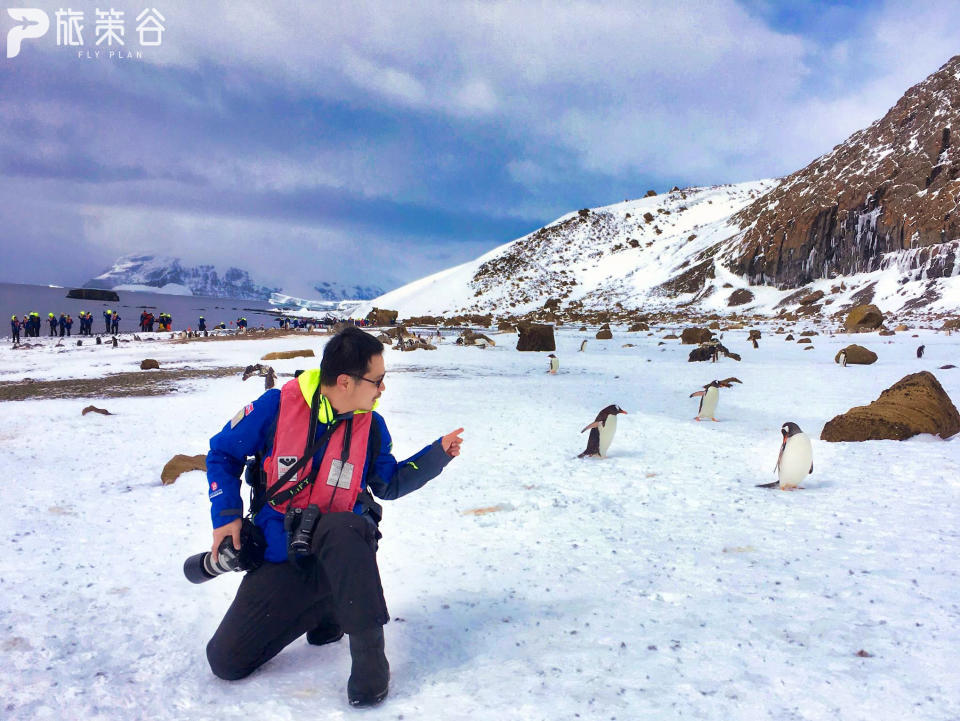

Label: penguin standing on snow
[579,339,588,352]
[547,353,559,374]
[917,345,925,358]
[689,378,741,422]
[757,422,813,490]
[578,405,627,458]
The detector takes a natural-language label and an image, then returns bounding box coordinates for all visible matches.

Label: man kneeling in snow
[203,326,463,706]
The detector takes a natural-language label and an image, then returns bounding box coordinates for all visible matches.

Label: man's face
[345,353,385,412]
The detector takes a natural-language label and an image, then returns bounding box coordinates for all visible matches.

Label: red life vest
[264,375,373,514]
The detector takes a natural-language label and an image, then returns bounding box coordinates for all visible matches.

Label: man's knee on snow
[206,637,254,681]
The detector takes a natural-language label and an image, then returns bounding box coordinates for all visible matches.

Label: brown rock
[844,304,884,332]
[262,349,316,360]
[879,329,895,336]
[681,327,713,345]
[797,337,812,344]
[820,371,960,441]
[81,405,112,416]
[800,330,819,336]
[460,330,495,347]
[895,324,909,332]
[663,334,679,340]
[785,334,795,341]
[516,323,556,352]
[835,344,877,364]
[628,321,650,332]
[748,329,761,341]
[161,454,207,485]
[365,308,399,326]
[140,359,160,370]
[727,288,754,306]
[596,328,613,340]
[800,290,825,305]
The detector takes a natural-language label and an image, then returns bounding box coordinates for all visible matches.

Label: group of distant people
[8,307,376,344]
[139,311,173,332]
[9,311,104,342]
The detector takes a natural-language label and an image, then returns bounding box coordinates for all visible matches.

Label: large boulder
[460,330,495,347]
[844,304,884,332]
[681,327,714,345]
[596,323,613,340]
[516,323,556,352]
[821,371,960,442]
[140,359,160,370]
[365,308,399,326]
[834,345,877,365]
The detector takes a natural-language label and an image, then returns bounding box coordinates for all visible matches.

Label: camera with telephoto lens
[183,536,243,584]
[285,504,322,556]
[183,519,266,584]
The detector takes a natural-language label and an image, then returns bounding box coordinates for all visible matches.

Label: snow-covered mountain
[84,255,382,301]
[85,254,280,300]
[357,55,960,322]
[312,280,384,302]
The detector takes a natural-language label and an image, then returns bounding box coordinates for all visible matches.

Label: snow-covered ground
[1,326,959,720]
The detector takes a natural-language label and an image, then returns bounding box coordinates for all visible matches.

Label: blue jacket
[206,388,451,562]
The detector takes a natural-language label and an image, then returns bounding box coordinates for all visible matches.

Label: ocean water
[1,282,281,335]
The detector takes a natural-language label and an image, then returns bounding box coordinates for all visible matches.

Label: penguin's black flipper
[755,480,780,489]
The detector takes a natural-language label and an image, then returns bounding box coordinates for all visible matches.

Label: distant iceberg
[269,293,365,316]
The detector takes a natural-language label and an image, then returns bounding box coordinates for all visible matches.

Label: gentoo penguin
[547,353,559,374]
[689,378,741,422]
[837,350,847,367]
[579,339,588,352]
[578,405,627,458]
[917,345,925,358]
[757,422,813,490]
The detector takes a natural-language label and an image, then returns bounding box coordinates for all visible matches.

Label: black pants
[206,512,389,681]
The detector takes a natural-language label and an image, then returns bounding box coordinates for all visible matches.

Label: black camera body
[285,504,322,556]
[183,519,266,584]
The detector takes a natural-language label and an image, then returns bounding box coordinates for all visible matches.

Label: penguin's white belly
[778,433,813,487]
[598,415,618,456]
[699,386,719,418]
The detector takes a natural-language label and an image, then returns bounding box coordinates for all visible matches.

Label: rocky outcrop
[820,371,960,441]
[596,324,613,340]
[725,55,960,289]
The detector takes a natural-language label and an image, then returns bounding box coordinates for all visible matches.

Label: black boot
[306,619,343,647]
[347,626,389,707]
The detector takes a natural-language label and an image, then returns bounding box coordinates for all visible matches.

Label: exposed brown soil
[0,366,245,402]
[171,329,318,344]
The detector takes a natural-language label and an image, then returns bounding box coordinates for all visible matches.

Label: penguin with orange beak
[578,405,627,458]
[757,422,813,490]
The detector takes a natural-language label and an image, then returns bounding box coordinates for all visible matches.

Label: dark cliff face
[725,55,960,289]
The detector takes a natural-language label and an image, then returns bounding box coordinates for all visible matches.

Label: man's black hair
[320,326,384,385]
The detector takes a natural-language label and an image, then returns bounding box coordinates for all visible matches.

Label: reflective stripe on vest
[264,376,373,514]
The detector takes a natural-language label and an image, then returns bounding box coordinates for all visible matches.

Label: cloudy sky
[0,0,957,297]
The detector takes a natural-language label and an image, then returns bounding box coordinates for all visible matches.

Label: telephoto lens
[289,504,322,555]
[183,536,243,584]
